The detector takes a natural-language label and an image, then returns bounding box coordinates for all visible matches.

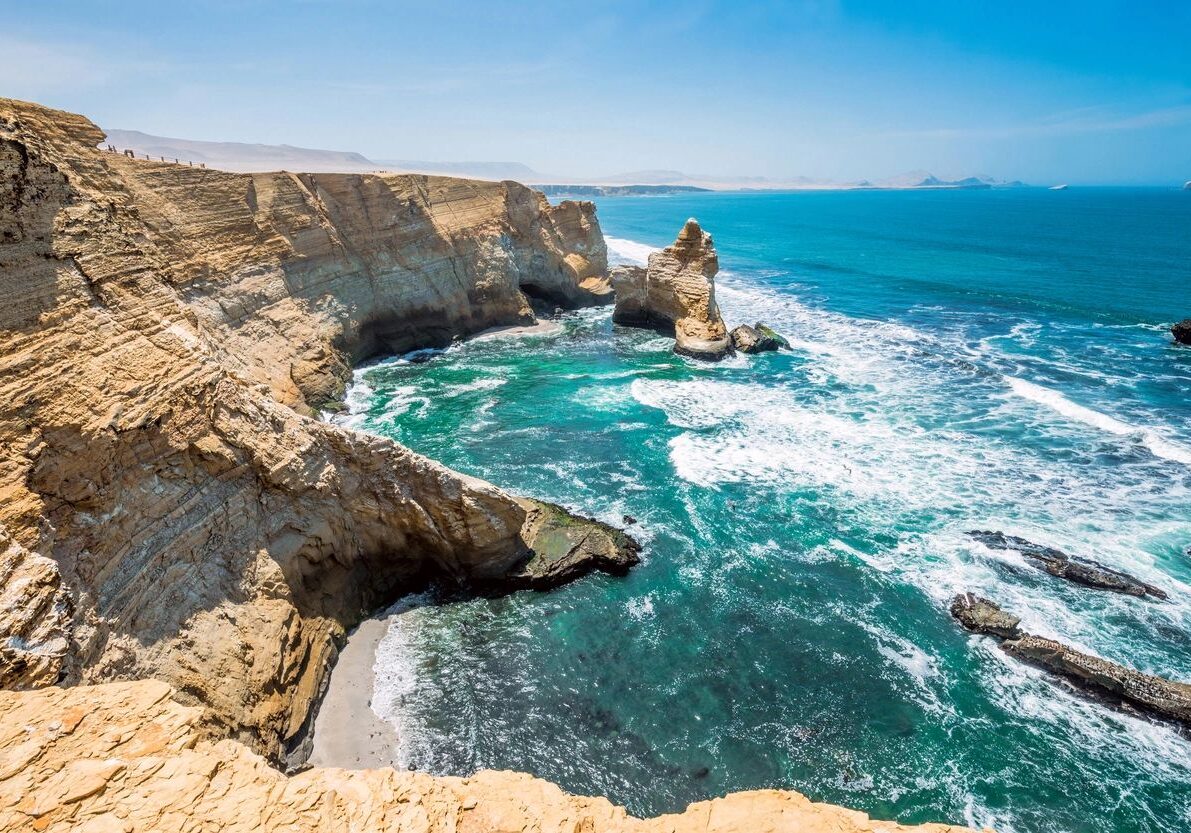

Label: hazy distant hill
[103,129,381,173]
[99,129,1025,189]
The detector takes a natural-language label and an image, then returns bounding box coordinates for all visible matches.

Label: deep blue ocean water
[337,188,1191,833]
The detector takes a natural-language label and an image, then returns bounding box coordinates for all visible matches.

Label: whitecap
[1005,376,1191,466]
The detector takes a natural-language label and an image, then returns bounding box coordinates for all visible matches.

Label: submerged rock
[730,322,789,354]
[949,593,1022,639]
[611,218,732,360]
[949,595,1191,728]
[492,499,641,591]
[1172,319,1191,345]
[968,530,1168,599]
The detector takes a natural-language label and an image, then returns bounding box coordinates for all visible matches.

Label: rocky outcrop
[1172,319,1191,345]
[949,595,1191,728]
[494,500,641,591]
[949,593,1022,639]
[968,531,1167,599]
[0,96,619,760]
[731,322,790,354]
[0,679,977,833]
[611,218,731,360]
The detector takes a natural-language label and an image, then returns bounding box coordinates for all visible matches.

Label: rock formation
[0,98,976,832]
[1172,319,1191,345]
[0,96,622,761]
[967,531,1167,599]
[0,679,977,833]
[731,322,790,354]
[611,218,732,360]
[950,595,1191,728]
[949,593,1022,639]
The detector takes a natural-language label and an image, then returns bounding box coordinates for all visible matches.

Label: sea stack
[1172,319,1191,345]
[611,218,732,360]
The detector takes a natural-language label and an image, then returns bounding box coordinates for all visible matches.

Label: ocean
[336,188,1191,833]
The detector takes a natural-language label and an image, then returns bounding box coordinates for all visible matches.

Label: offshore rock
[968,531,1167,599]
[0,679,978,833]
[949,593,1022,639]
[1172,319,1191,345]
[1005,636,1191,727]
[949,595,1191,729]
[0,96,616,760]
[731,322,789,354]
[612,218,732,360]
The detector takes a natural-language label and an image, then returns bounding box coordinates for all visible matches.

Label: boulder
[611,218,732,360]
[731,322,790,354]
[968,530,1167,599]
[949,593,1022,639]
[1172,319,1191,345]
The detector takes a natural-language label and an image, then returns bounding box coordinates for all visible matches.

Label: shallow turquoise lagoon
[339,188,1191,833]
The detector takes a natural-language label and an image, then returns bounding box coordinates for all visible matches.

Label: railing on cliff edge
[102,144,207,168]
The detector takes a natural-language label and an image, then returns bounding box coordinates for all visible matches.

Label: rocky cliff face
[611,218,731,359]
[0,99,976,832]
[0,97,615,760]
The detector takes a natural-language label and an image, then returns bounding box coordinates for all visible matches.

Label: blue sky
[5,1,1189,183]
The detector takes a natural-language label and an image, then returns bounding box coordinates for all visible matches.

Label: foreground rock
[731,322,790,354]
[1173,319,1191,345]
[950,595,1191,728]
[968,531,1167,599]
[0,680,977,833]
[488,499,641,591]
[612,218,732,360]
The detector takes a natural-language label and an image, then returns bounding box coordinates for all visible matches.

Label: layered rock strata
[950,594,1191,727]
[611,218,732,360]
[0,96,620,761]
[968,531,1167,599]
[0,97,979,832]
[0,679,977,833]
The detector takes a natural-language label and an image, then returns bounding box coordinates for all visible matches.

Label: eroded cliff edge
[0,97,615,759]
[0,98,978,832]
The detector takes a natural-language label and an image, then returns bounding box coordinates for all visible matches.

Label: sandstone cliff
[611,218,731,359]
[0,97,614,760]
[0,680,975,833]
[0,98,976,832]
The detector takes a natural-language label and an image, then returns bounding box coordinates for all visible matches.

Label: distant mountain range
[100,128,1028,190]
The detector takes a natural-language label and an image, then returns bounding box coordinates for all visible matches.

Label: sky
[5,0,1190,184]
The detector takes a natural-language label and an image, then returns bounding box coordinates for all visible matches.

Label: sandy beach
[307,616,399,769]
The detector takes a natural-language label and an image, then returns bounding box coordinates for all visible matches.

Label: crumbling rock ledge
[0,680,978,833]
[612,218,732,360]
[950,594,1191,728]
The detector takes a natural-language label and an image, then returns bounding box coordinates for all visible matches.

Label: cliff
[0,98,975,832]
[0,97,615,760]
[611,218,731,359]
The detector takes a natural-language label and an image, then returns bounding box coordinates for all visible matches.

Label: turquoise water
[339,188,1191,833]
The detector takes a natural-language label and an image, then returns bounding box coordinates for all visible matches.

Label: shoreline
[307,615,400,769]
